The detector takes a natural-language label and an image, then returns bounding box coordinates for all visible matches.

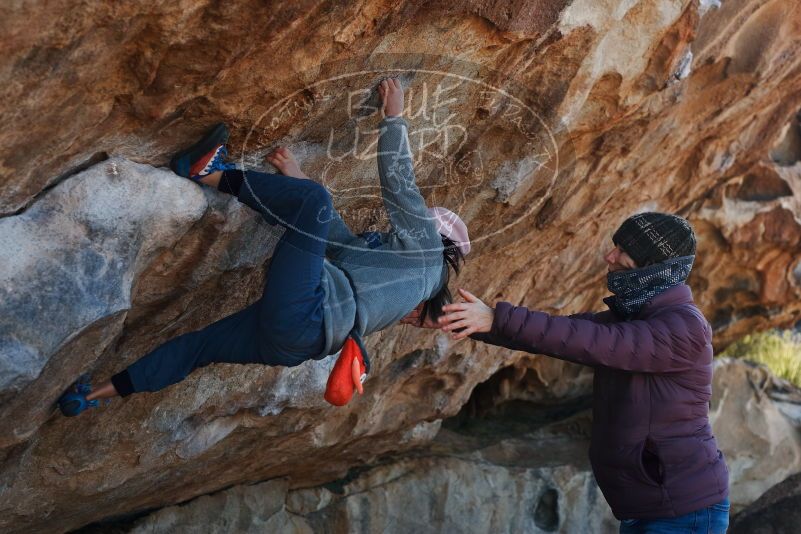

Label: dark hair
[420,235,465,326]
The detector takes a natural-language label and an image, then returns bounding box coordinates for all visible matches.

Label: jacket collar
[638,283,695,317]
[604,284,694,319]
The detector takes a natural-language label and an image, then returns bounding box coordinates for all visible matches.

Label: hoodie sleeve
[473,302,708,373]
[377,117,439,247]
[325,206,360,261]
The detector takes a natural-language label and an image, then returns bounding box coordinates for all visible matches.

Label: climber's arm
[376,79,439,246]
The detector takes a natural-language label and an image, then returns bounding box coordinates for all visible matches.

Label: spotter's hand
[378,78,404,118]
[438,288,495,341]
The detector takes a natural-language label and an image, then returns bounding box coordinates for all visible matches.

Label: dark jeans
[121,170,332,395]
[619,497,730,534]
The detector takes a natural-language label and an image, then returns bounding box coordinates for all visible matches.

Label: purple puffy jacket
[472,284,729,519]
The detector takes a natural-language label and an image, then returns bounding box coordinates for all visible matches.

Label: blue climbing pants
[116,170,332,395]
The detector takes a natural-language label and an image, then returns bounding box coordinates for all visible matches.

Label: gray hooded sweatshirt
[313,116,446,359]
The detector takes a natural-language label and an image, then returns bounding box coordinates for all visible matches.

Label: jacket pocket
[635,441,663,487]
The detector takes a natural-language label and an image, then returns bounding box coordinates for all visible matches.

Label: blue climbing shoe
[169,122,231,179]
[58,375,99,417]
[186,144,237,181]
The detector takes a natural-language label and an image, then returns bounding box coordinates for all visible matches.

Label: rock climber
[58,78,470,415]
[433,213,730,533]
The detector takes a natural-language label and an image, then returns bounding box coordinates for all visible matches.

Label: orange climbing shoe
[324,337,367,406]
[169,123,230,178]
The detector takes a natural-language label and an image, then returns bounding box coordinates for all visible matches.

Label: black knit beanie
[612,212,696,267]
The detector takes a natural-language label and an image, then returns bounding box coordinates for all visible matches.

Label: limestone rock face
[2,0,801,532]
[95,408,618,534]
[88,359,801,533]
[730,471,801,534]
[0,158,282,450]
[711,358,801,512]
[122,454,614,534]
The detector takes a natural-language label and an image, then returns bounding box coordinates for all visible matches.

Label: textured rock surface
[84,359,801,533]
[710,358,801,512]
[120,451,615,534]
[90,404,614,533]
[2,0,801,532]
[730,471,801,534]
[0,157,279,446]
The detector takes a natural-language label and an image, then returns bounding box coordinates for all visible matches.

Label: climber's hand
[400,302,440,329]
[379,78,404,118]
[439,288,494,340]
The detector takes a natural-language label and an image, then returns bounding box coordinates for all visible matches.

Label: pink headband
[427,206,471,256]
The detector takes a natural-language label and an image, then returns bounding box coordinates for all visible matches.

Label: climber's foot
[266,147,309,179]
[85,380,120,401]
[58,375,100,417]
[197,170,223,188]
[170,123,230,178]
[187,143,236,184]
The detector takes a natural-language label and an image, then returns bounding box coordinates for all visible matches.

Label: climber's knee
[259,320,326,367]
[296,180,333,224]
[303,180,332,210]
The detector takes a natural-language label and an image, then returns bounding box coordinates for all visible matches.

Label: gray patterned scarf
[605,255,695,318]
